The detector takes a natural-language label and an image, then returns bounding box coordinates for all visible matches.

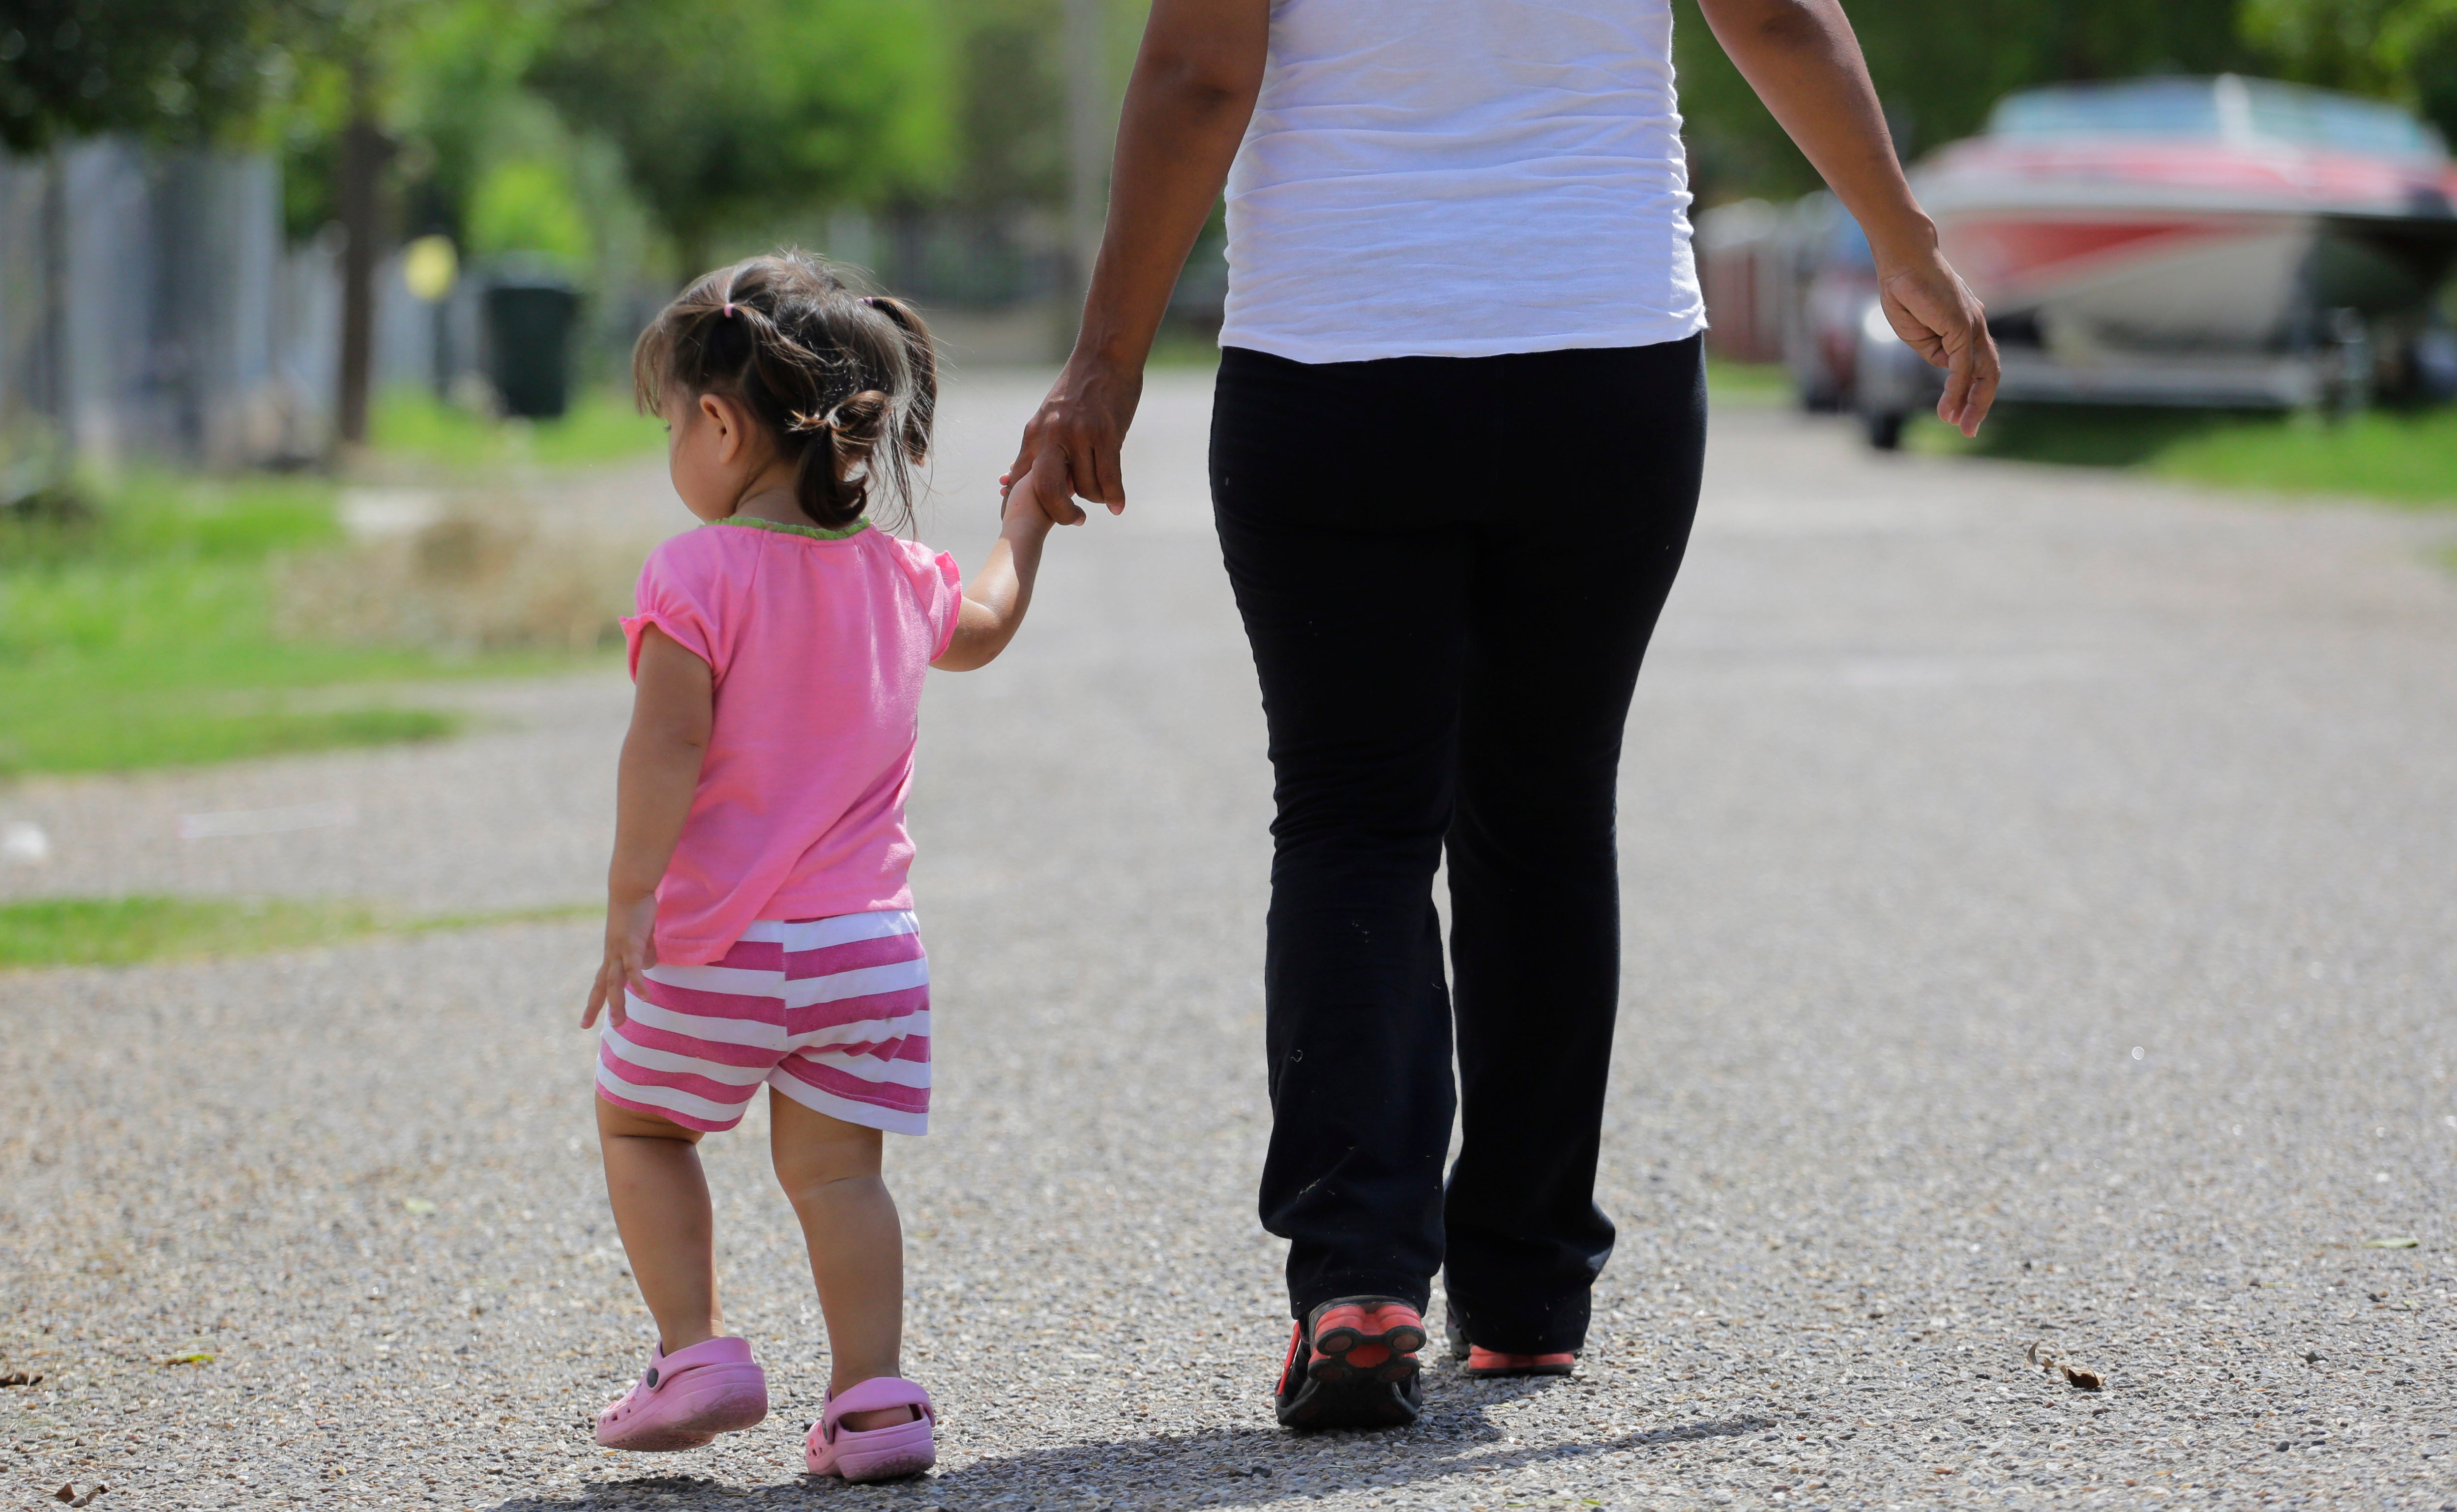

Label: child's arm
[932,466,1060,672]
[582,626,713,1028]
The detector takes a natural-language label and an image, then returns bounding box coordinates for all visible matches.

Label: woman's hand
[1875,246,1999,437]
[584,892,659,1029]
[1003,354,1146,524]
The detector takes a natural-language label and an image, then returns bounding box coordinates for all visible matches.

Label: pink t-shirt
[621,516,962,966]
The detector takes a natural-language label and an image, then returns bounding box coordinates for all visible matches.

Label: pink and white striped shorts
[595,910,931,1135]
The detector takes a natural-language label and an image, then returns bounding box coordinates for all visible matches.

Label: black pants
[1211,336,1706,1356]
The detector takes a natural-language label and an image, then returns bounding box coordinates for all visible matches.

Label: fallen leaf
[402,1197,438,1216]
[161,1353,214,1367]
[54,1486,74,1505]
[2061,1364,2105,1391]
[2360,1236,2419,1249]
[0,1370,41,1386]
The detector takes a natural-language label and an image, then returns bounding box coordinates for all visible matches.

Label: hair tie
[721,301,735,318]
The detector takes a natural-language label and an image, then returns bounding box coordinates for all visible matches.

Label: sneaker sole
[1463,1360,1576,1380]
[1276,1372,1421,1430]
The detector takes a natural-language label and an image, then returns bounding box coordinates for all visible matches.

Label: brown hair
[632,250,937,532]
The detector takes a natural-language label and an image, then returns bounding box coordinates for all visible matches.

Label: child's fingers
[583,967,608,1028]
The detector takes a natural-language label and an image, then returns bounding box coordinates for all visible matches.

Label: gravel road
[4,374,2456,1512]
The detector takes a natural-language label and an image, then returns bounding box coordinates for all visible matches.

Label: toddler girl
[578,251,1055,1482]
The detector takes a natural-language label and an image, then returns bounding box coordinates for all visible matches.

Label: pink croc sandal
[594,1336,770,1452]
[803,1376,936,1483]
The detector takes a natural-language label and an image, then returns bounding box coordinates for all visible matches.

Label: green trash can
[483,275,581,419]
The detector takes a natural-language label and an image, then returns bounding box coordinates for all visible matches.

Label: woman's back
[1220,0,1704,364]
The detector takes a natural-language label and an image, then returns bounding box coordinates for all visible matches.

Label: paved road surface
[5,375,2456,1511]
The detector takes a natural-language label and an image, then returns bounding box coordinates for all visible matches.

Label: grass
[0,469,564,776]
[370,384,666,470]
[0,895,595,970]
[1706,358,1792,403]
[1910,403,2457,509]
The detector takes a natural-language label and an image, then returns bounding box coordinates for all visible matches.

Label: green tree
[945,0,1068,214]
[530,0,954,275]
[0,0,282,150]
[2242,0,2457,138]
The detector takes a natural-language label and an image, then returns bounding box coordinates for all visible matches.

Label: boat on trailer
[1913,74,2457,416]
[1699,76,2457,445]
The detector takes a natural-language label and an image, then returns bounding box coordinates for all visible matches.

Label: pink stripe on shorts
[596,910,931,1135]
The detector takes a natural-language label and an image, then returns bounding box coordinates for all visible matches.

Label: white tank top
[1218,0,1706,365]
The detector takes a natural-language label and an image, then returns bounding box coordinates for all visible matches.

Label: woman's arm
[933,468,1061,672]
[1006,0,1271,524]
[583,626,711,1029]
[1695,0,1999,434]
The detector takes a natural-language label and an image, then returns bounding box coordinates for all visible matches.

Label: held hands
[582,892,659,1031]
[1000,353,1146,524]
[1874,245,2000,437]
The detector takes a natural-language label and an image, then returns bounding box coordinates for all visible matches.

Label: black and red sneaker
[1273,1297,1426,1430]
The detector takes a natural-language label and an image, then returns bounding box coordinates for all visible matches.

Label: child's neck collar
[708,513,870,542]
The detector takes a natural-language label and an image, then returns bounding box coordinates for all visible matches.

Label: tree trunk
[335,79,393,450]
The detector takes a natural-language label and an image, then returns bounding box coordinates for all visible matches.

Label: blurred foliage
[947,0,1070,212]
[466,157,592,263]
[0,0,288,150]
[369,384,664,469]
[530,0,954,270]
[2243,0,2457,94]
[2243,0,2457,138]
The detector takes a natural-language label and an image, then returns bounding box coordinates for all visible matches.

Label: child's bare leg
[598,1098,723,1352]
[769,1092,909,1429]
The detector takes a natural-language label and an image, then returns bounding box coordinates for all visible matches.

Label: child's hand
[998,463,1076,532]
[583,893,659,1030]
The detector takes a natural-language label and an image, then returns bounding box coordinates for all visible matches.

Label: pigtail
[861,295,937,468]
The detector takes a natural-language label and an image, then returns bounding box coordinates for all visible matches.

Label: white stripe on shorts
[781,956,931,1010]
[738,910,920,952]
[769,1071,929,1135]
[595,1062,748,1124]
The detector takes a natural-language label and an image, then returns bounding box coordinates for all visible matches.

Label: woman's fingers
[1028,446,1090,525]
[1958,324,2003,435]
[1097,438,1128,514]
[1931,299,2000,437]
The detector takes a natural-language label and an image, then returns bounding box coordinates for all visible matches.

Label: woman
[1008,0,1996,1430]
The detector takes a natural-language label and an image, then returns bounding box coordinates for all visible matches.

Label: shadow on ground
[487,1393,1792,1510]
